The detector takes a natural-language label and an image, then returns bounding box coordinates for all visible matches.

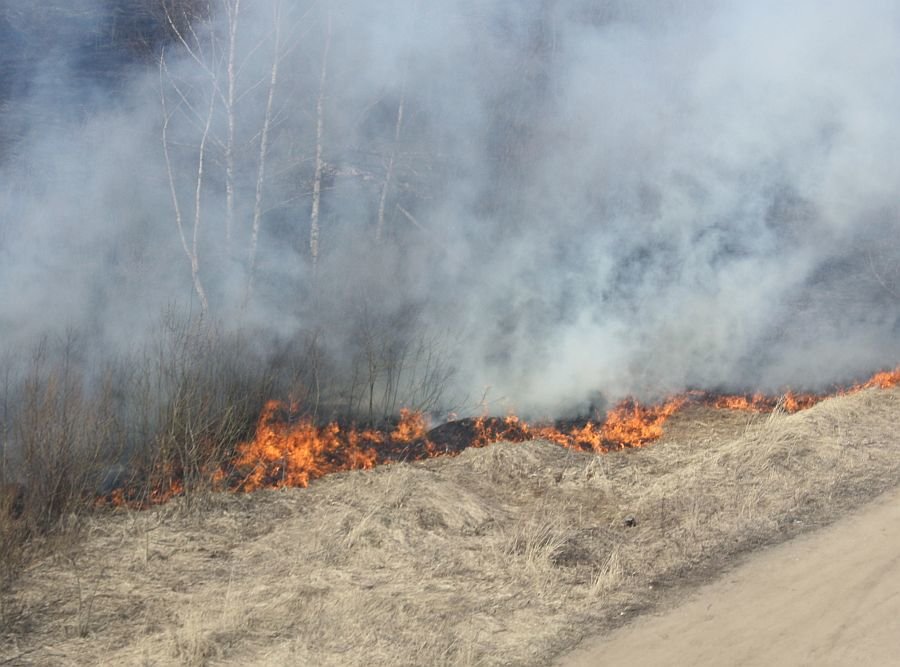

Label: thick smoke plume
[2,0,899,417]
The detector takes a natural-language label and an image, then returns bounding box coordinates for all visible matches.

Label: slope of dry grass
[1,388,899,666]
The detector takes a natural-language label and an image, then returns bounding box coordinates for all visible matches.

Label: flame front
[596,398,686,450]
[228,404,441,492]
[100,366,900,507]
[704,391,820,413]
[863,368,900,389]
[221,397,689,495]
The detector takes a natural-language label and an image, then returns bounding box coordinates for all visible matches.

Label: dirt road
[558,485,900,666]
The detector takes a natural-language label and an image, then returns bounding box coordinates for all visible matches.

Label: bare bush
[0,333,125,632]
[0,333,123,528]
[122,311,279,506]
[0,302,458,617]
[339,302,456,425]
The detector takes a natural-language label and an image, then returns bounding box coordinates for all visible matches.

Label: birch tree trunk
[223,0,241,252]
[375,87,405,243]
[160,50,211,317]
[375,1,418,243]
[244,1,282,305]
[309,11,332,275]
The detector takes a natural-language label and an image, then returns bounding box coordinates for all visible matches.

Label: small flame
[390,408,429,443]
[95,461,187,509]
[705,391,819,413]
[696,368,900,415]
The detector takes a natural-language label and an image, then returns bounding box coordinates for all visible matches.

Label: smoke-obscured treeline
[2,0,900,516]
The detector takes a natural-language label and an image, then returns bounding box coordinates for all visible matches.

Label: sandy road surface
[558,485,900,667]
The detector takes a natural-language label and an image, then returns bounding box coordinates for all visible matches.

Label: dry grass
[1,388,899,666]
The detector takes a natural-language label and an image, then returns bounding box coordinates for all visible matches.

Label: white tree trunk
[160,51,211,317]
[309,11,332,275]
[245,1,282,305]
[223,0,241,251]
[375,90,405,243]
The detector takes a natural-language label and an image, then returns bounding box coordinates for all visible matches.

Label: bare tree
[160,48,211,316]
[158,0,299,313]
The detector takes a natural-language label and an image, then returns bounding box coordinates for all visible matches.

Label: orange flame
[390,408,429,443]
[98,366,900,507]
[95,461,187,509]
[862,368,900,389]
[697,367,900,415]
[232,400,379,491]
[597,397,686,449]
[705,391,820,413]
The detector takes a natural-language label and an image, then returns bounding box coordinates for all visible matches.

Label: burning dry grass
[98,397,688,506]
[2,387,900,665]
[97,367,900,509]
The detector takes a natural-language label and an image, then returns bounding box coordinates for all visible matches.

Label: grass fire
[97,367,900,509]
[4,365,900,666]
[4,2,900,663]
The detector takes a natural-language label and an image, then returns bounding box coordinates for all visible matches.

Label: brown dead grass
[1,388,899,666]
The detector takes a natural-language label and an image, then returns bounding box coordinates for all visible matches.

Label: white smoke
[1,0,899,416]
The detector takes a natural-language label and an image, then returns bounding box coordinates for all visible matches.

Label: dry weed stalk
[590,547,624,598]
